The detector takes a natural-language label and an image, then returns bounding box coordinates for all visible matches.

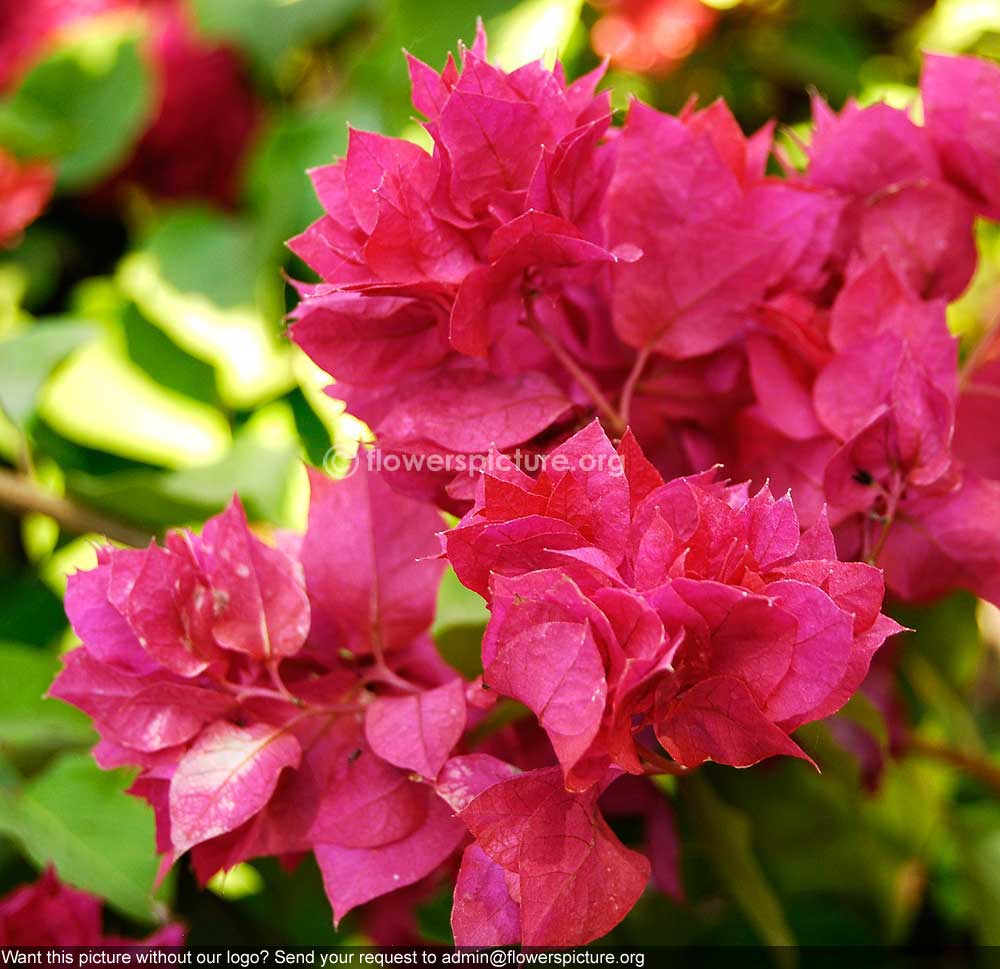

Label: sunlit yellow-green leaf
[489,0,584,69]
[207,863,265,900]
[294,348,370,450]
[915,0,1000,54]
[39,340,230,467]
[118,252,293,410]
[39,535,100,598]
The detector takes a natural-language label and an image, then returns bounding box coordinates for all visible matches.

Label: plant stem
[526,311,625,433]
[363,661,420,695]
[0,468,151,548]
[638,744,690,777]
[618,347,650,429]
[909,736,1000,794]
[867,475,903,566]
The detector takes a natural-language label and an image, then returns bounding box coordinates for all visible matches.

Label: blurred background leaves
[0,0,998,948]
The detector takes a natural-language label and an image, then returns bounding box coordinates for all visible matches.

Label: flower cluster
[52,467,471,924]
[291,33,1000,608]
[54,426,900,944]
[444,421,901,784]
[0,868,184,945]
[51,25,1000,948]
[0,0,258,207]
[288,24,623,508]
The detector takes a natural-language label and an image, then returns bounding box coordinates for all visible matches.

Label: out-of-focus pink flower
[0,0,115,91]
[0,149,55,244]
[590,0,717,75]
[0,0,259,206]
[0,868,184,946]
[109,0,259,205]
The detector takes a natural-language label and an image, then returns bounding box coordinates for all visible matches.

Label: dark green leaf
[192,0,365,67]
[680,774,795,951]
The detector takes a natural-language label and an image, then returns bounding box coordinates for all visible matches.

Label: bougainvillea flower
[0,0,258,206]
[606,101,781,358]
[0,149,54,244]
[455,766,650,946]
[0,868,184,945]
[922,53,1000,220]
[443,421,901,784]
[956,324,1000,482]
[108,0,259,205]
[289,27,642,507]
[51,465,471,922]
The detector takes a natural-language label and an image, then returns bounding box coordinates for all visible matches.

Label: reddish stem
[619,348,650,429]
[526,307,625,433]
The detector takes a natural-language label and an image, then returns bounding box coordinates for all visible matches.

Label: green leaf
[38,337,232,468]
[0,574,68,647]
[432,567,488,678]
[118,207,293,409]
[680,773,796,952]
[0,319,96,426]
[954,803,1000,945]
[121,303,219,407]
[838,692,889,751]
[0,642,93,754]
[433,567,489,634]
[0,752,163,923]
[191,0,364,67]
[902,652,985,753]
[0,23,152,188]
[68,429,298,529]
[136,207,262,312]
[246,104,371,255]
[893,592,982,691]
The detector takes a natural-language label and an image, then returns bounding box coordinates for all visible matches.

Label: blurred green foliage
[0,0,998,949]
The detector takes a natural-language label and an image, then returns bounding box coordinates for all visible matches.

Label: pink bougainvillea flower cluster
[51,428,899,945]
[444,421,901,784]
[0,0,258,206]
[288,24,628,508]
[291,33,1000,609]
[0,868,184,946]
[49,23,1000,949]
[436,422,900,945]
[51,456,690,945]
[716,54,1000,605]
[51,466,473,925]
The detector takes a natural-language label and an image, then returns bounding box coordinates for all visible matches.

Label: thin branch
[363,661,421,695]
[526,307,625,433]
[908,735,1000,795]
[618,347,650,430]
[638,743,691,777]
[0,468,151,548]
